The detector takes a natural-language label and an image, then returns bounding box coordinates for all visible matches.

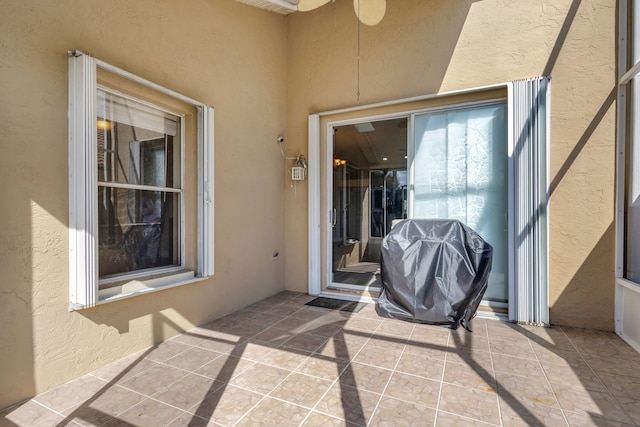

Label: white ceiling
[233,0,299,15]
[335,118,409,170]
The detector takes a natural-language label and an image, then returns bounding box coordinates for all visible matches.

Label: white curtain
[413,103,508,301]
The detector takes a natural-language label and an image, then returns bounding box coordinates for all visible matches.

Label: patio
[2,291,639,426]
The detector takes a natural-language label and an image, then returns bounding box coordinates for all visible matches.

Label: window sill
[69,270,208,310]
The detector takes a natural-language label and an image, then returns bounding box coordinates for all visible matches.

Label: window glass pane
[98,187,179,279]
[413,104,508,302]
[97,90,181,188]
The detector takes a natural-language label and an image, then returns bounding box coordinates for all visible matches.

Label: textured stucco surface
[0,0,287,409]
[284,0,617,331]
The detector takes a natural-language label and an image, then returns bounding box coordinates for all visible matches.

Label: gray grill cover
[377,219,492,330]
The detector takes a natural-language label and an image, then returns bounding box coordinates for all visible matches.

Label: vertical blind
[511,76,550,325]
[413,103,508,302]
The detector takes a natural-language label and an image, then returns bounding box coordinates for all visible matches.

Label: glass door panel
[412,103,508,302]
[331,162,374,287]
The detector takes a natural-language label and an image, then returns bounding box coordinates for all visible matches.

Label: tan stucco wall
[284,0,617,330]
[0,0,287,409]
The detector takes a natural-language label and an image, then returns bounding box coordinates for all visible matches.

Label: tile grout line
[124,318,283,426]
[431,325,452,427]
[231,307,367,426]
[227,311,318,427]
[367,321,415,425]
[485,321,505,427]
[29,398,76,425]
[298,312,381,426]
[525,327,570,427]
[557,326,636,425]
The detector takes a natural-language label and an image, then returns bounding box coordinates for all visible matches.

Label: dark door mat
[305,297,367,313]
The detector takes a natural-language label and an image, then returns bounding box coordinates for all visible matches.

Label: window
[615,0,640,349]
[617,0,640,285]
[68,51,214,309]
[621,21,640,284]
[97,89,182,280]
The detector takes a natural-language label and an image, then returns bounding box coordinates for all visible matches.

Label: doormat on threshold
[305,297,367,313]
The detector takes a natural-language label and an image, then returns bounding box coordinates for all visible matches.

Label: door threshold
[318,290,378,304]
[328,282,381,293]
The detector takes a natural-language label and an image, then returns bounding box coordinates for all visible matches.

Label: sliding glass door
[321,102,508,305]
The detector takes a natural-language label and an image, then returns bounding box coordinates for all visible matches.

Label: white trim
[325,122,334,289]
[619,60,640,86]
[328,282,382,292]
[324,111,415,128]
[318,291,377,304]
[308,115,321,296]
[97,182,182,193]
[475,311,508,321]
[479,300,509,309]
[407,114,415,218]
[615,0,629,337]
[315,83,507,117]
[615,278,640,352]
[616,0,629,285]
[198,106,215,277]
[99,265,185,285]
[89,53,204,107]
[507,82,516,321]
[99,271,206,304]
[68,52,98,310]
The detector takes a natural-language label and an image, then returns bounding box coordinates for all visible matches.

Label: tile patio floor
[2,291,640,426]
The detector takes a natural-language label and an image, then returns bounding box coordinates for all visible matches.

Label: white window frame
[615,0,640,351]
[68,50,214,310]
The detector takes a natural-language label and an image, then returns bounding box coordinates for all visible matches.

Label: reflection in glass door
[370,170,407,239]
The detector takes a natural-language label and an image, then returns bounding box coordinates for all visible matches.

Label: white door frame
[308,85,519,309]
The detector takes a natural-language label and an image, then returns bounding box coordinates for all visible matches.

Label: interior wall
[0,0,287,409]
[284,0,617,330]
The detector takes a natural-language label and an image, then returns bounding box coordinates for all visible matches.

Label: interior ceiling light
[354,122,375,132]
[297,0,386,25]
[97,119,113,131]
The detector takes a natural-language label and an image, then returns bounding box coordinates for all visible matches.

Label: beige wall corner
[0,0,287,409]
[284,0,617,328]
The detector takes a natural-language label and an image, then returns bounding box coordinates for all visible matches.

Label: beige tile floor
[2,291,640,426]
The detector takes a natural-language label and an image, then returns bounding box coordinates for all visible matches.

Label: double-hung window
[68,51,214,309]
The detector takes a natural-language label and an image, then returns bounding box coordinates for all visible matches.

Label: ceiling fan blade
[353,0,386,26]
[298,0,332,12]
